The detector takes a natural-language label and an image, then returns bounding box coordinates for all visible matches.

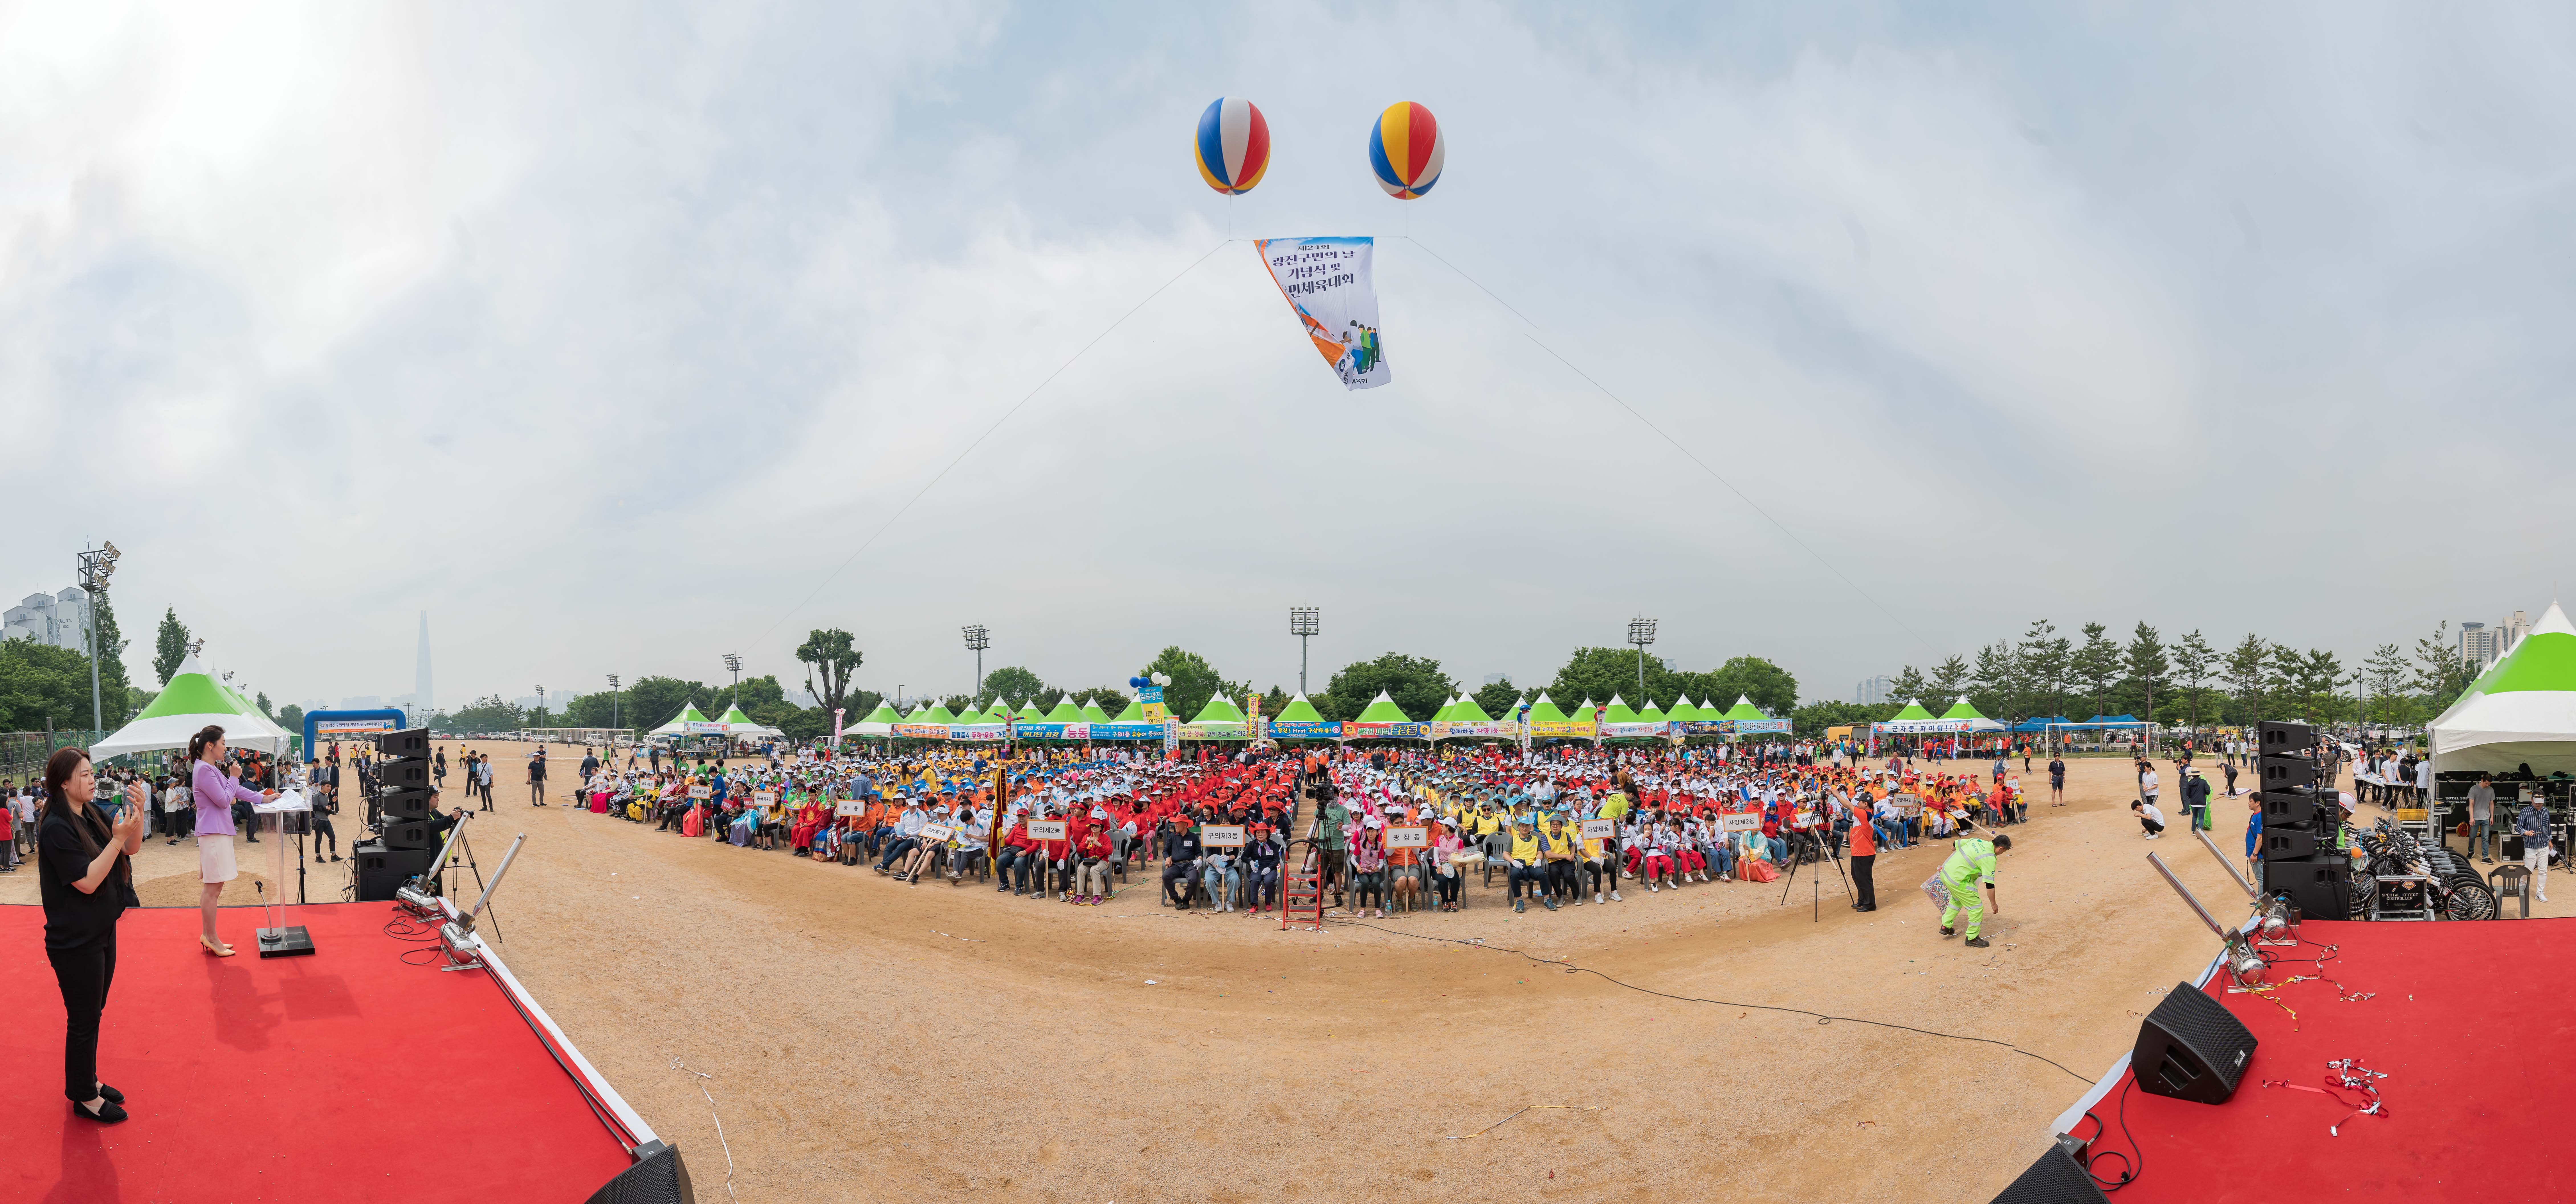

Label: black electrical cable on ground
[1332,919,2095,1086]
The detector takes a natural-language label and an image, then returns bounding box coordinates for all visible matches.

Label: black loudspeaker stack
[374,728,436,841]
[2253,720,2350,919]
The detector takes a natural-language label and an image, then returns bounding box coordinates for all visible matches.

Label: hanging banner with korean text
[1255,237,1390,391]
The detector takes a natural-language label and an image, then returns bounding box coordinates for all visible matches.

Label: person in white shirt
[2133,799,2166,838]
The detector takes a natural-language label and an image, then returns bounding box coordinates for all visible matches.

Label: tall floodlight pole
[1627,617,1658,697]
[962,625,992,698]
[76,542,119,734]
[607,674,621,732]
[1289,606,1320,696]
[722,653,743,703]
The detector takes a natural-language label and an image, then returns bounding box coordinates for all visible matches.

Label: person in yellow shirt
[1506,819,1548,913]
[1541,817,1579,909]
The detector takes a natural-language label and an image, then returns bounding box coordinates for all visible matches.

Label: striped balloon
[1368,101,1444,199]
[1194,97,1271,195]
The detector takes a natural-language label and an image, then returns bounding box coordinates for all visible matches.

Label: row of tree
[1880,619,2485,731]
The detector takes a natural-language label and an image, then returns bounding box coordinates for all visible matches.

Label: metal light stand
[438,833,527,972]
[2149,850,2265,992]
[430,819,506,945]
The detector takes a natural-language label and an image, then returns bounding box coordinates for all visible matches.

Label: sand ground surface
[5,744,2543,1202]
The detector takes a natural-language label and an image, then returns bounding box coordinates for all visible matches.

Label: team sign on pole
[1026,820,1066,841]
[1384,826,1428,849]
[1201,825,1245,848]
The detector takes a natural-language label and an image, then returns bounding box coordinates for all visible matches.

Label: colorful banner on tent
[1525,720,1595,740]
[1598,721,1674,740]
[892,723,949,740]
[1174,723,1251,742]
[948,725,1008,742]
[1345,721,1428,740]
[1255,236,1389,391]
[1267,720,1345,740]
[1432,721,1514,740]
[684,721,727,735]
[1734,719,1792,733]
[1087,722,1163,740]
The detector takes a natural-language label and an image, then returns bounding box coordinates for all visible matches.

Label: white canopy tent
[92,653,292,760]
[2429,602,2576,776]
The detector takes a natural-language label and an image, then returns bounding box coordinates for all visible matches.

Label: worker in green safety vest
[1939,832,2012,948]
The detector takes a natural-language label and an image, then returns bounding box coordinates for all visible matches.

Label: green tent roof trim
[857,703,900,724]
[1187,695,1249,724]
[1663,697,1703,722]
[1081,699,1115,723]
[2485,629,2576,695]
[1044,698,1083,722]
[1600,694,1640,724]
[1272,694,1328,723]
[1720,695,1772,722]
[1447,694,1495,723]
[1354,691,1411,723]
[1937,697,1991,721]
[1571,698,1599,722]
[924,705,959,724]
[1886,701,1936,721]
[1635,698,1665,722]
[1430,695,1459,723]
[1016,701,1046,721]
[133,672,242,721]
[1525,692,1570,723]
[1110,698,1146,723]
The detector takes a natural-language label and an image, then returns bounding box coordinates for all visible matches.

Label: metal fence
[0,729,121,782]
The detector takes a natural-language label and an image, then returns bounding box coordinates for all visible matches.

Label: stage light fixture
[439,832,527,972]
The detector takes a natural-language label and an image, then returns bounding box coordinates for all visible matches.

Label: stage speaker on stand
[2133,980,2257,1104]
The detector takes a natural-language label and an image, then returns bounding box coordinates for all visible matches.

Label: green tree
[1322,652,1454,723]
[255,691,276,720]
[2222,634,2269,726]
[1142,647,1244,725]
[2121,623,2168,723]
[2414,621,2477,714]
[2171,630,2216,730]
[441,694,528,734]
[1703,655,1799,716]
[2016,621,2068,721]
[1886,664,1928,707]
[278,703,305,734]
[979,666,1046,704]
[626,676,713,730]
[1471,677,1521,719]
[153,607,191,686]
[0,640,96,732]
[729,674,787,713]
[1545,647,1669,713]
[1970,640,2022,721]
[1072,687,1129,717]
[1927,654,1971,705]
[1260,685,1291,717]
[779,707,832,741]
[2363,643,2412,725]
[794,628,865,719]
[87,591,130,703]
[2070,623,2120,718]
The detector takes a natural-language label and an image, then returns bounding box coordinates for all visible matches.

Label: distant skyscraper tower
[415,611,433,712]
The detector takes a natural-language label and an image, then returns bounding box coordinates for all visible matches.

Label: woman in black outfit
[39,746,147,1123]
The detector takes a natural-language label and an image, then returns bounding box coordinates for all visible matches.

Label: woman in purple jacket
[188,725,272,957]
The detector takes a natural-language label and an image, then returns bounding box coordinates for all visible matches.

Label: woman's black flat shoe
[96,1083,123,1104]
[72,1098,128,1124]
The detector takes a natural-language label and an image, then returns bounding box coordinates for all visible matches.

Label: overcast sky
[6,3,2572,715]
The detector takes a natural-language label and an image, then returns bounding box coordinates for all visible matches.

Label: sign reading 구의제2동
[1025,820,1065,841]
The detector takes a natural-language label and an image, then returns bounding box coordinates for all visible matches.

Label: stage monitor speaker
[2133,982,2257,1105]
[2263,857,2352,919]
[2257,790,2326,829]
[2256,720,2315,756]
[1986,1142,2111,1204]
[353,840,433,901]
[2256,756,2319,791]
[375,727,431,758]
[585,1139,695,1204]
[379,786,433,822]
[2259,827,2324,860]
[380,819,433,851]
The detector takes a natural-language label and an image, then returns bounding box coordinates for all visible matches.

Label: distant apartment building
[1855,675,1892,705]
[2,587,93,652]
[2497,610,2533,659]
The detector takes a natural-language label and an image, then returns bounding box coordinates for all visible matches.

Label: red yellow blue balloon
[1368,101,1444,199]
[1194,97,1271,195]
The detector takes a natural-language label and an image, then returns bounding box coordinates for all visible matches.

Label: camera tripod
[1777,823,1852,921]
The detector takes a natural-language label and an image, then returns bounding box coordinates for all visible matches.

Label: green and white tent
[1271,694,1329,724]
[93,653,290,760]
[1108,697,1148,723]
[1044,697,1084,723]
[718,704,784,739]
[1876,700,1946,733]
[1352,690,1412,723]
[1429,694,1461,723]
[1938,697,2006,732]
[1015,701,1046,723]
[2431,603,2576,774]
[650,703,717,736]
[1664,697,1705,722]
[1524,693,1572,724]
[1599,694,1642,724]
[1081,698,1117,724]
[1634,697,1666,723]
[1181,694,1251,740]
[851,702,900,738]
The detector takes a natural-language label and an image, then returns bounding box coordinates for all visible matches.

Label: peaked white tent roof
[2430,602,2576,774]
[93,653,291,759]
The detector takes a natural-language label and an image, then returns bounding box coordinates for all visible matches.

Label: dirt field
[5,744,2532,1201]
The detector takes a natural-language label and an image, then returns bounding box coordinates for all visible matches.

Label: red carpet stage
[2057,917,2571,1203]
[2,902,642,1204]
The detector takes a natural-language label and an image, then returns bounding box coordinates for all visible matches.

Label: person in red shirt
[1847,803,1877,911]
[1073,825,1114,903]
